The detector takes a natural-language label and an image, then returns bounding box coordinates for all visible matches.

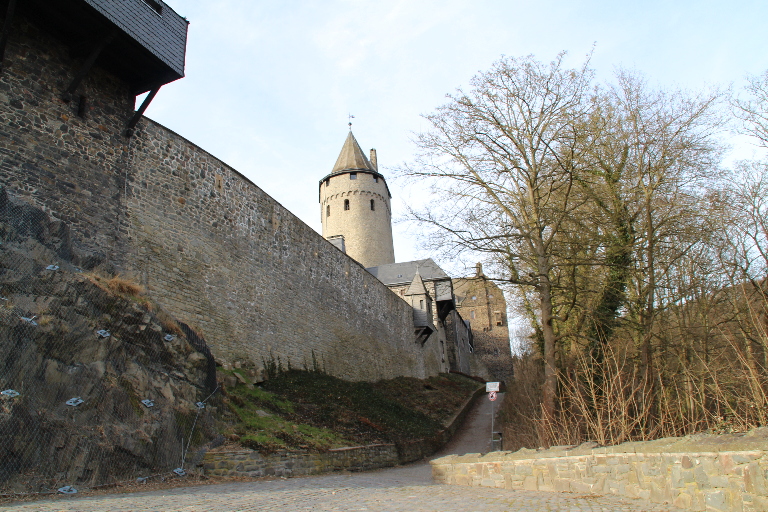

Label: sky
[144,0,768,277]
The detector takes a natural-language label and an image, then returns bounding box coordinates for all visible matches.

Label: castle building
[453,263,514,381]
[319,131,395,269]
[368,258,484,377]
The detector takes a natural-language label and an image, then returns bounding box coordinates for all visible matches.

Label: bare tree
[401,53,594,441]
[733,71,768,147]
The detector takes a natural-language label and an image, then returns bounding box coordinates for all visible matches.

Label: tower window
[370,199,375,211]
[420,300,424,309]
[344,199,350,211]
[374,176,379,183]
[495,311,503,326]
[326,205,330,217]
[325,178,330,187]
[350,173,357,180]
[470,310,475,320]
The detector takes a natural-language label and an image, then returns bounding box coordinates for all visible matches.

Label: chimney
[370,148,378,170]
[475,262,483,277]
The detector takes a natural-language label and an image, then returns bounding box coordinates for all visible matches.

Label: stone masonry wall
[123,119,437,380]
[203,444,400,479]
[0,13,443,381]
[0,18,133,264]
[431,430,768,512]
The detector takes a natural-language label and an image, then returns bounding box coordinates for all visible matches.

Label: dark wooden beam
[61,29,116,102]
[124,87,160,137]
[0,0,18,75]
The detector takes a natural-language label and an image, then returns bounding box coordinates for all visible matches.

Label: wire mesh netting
[0,187,221,498]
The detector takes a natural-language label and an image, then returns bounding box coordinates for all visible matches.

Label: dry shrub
[501,334,768,451]
[499,352,545,451]
[106,275,144,296]
[155,308,183,336]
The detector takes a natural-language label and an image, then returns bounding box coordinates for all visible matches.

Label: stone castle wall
[0,16,442,381]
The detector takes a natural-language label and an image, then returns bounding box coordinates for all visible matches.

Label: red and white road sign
[489,391,497,401]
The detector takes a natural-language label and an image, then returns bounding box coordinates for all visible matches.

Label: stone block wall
[203,444,400,478]
[0,18,133,263]
[122,119,438,380]
[0,12,443,381]
[431,430,768,511]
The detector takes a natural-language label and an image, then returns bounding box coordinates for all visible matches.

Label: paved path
[1,393,674,511]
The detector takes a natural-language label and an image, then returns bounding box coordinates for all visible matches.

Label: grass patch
[225,379,348,453]
[220,369,482,453]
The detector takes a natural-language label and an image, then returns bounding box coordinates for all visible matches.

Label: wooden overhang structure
[0,0,188,135]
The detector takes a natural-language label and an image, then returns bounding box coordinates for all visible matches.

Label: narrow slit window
[370,199,375,211]
[374,176,379,183]
[344,199,350,211]
[420,299,424,309]
[325,178,330,187]
[470,310,475,320]
[77,95,87,118]
[326,205,330,217]
[350,172,357,180]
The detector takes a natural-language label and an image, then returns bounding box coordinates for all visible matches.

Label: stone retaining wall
[430,429,768,511]
[203,444,400,478]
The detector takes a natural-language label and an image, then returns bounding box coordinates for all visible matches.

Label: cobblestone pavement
[0,465,674,511]
[1,394,675,511]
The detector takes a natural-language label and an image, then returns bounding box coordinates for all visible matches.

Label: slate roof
[86,0,188,77]
[319,130,391,199]
[404,272,428,296]
[17,0,188,94]
[331,131,375,174]
[367,258,450,287]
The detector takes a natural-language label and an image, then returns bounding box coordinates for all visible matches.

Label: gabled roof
[331,131,375,174]
[404,272,428,296]
[367,258,450,286]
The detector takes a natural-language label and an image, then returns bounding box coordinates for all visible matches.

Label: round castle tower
[320,131,395,268]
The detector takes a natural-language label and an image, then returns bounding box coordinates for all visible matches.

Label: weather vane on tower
[348,113,355,129]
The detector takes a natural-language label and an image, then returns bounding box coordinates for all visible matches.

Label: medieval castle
[0,0,512,382]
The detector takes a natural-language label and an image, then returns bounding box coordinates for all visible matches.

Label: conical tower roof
[404,271,428,296]
[331,131,376,173]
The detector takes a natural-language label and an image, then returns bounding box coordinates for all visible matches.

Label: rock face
[0,188,218,493]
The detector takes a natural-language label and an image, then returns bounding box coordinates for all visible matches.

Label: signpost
[486,382,500,451]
